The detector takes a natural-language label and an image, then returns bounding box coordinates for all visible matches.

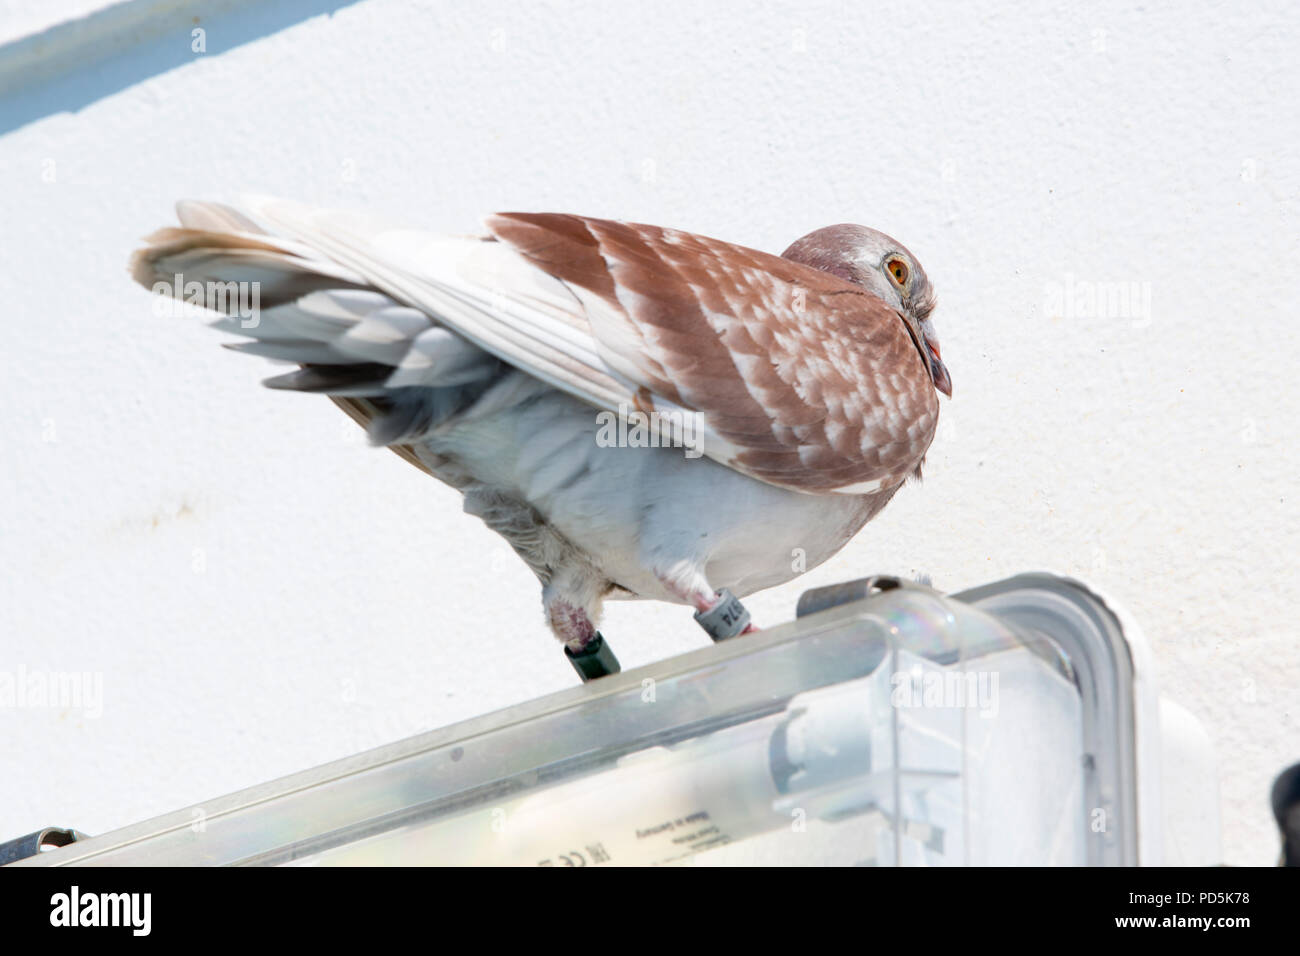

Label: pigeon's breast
[424,380,890,603]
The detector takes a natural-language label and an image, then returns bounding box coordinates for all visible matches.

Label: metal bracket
[796,574,930,619]
[1272,761,1300,867]
[0,826,88,865]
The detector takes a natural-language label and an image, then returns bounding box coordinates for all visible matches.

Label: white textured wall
[1,0,1295,865]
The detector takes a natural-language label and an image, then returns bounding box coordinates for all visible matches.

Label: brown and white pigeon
[131,199,950,678]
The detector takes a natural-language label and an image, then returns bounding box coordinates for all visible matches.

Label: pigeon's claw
[544,586,621,681]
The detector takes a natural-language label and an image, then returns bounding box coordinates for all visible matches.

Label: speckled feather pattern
[488,214,940,493]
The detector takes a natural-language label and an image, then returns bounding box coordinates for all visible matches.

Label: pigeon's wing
[241,199,939,494]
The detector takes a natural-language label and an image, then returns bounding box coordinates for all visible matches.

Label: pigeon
[131,199,950,679]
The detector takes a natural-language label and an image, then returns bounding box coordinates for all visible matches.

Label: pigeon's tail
[130,200,503,469]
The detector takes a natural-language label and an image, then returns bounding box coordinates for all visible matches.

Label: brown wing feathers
[489,215,938,493]
[136,206,936,496]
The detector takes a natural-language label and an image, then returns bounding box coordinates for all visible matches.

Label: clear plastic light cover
[17,583,1111,867]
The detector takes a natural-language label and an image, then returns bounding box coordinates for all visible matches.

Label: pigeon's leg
[652,566,759,642]
[543,577,620,682]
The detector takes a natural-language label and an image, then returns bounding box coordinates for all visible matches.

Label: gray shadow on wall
[0,0,363,137]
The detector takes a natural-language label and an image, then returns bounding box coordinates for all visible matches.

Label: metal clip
[795,574,931,619]
[0,826,88,865]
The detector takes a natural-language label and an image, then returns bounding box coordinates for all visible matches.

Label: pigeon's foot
[692,588,753,642]
[547,595,620,682]
[651,569,756,642]
[548,597,598,646]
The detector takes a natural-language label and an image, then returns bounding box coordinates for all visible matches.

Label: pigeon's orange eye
[887,258,909,286]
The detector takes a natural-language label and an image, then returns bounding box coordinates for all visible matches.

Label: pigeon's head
[781,224,951,397]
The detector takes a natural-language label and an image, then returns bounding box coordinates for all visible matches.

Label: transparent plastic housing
[18,584,1108,867]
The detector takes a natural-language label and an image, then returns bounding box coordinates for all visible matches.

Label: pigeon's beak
[927,340,952,397]
[911,314,951,398]
[904,312,951,398]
